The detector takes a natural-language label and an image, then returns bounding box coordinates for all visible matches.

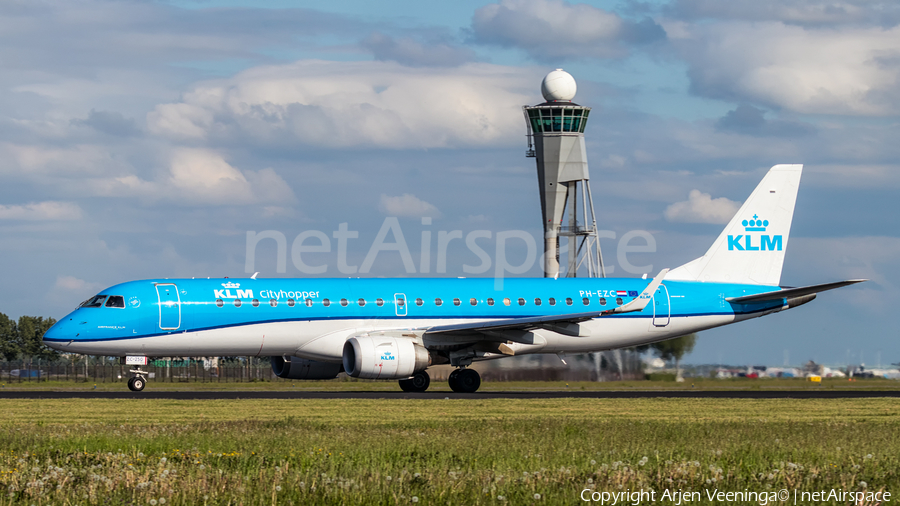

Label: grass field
[1,398,899,505]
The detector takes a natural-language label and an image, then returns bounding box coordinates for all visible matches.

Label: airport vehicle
[42,164,864,392]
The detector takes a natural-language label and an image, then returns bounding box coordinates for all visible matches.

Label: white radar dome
[541,69,577,102]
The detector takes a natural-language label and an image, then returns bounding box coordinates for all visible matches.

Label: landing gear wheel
[399,370,431,392]
[449,368,480,393]
[448,369,461,392]
[127,375,146,392]
[127,368,149,392]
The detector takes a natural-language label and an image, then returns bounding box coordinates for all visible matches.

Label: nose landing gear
[127,369,148,392]
[448,367,480,393]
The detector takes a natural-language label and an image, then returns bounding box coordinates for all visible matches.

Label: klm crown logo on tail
[727,214,782,251]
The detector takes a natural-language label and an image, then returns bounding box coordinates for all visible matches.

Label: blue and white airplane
[43,164,864,392]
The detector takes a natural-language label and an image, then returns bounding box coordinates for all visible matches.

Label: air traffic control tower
[524,69,605,278]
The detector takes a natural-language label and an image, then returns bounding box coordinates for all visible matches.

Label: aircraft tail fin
[666,164,803,286]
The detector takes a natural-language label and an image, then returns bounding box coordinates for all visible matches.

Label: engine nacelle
[342,336,430,379]
[270,356,342,380]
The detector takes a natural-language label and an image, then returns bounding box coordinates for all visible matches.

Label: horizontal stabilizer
[726,279,867,304]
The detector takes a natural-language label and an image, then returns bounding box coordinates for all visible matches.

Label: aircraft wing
[424,268,669,336]
[726,279,867,304]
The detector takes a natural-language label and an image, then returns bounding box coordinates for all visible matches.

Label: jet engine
[270,356,342,380]
[342,336,430,379]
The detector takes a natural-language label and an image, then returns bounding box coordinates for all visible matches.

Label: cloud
[2,143,126,177]
[68,148,295,206]
[664,189,741,224]
[0,2,372,75]
[667,0,900,25]
[168,148,251,200]
[147,60,536,149]
[471,0,665,61]
[47,275,105,307]
[70,109,139,136]
[361,32,477,67]
[715,104,814,136]
[0,201,83,221]
[161,149,295,205]
[673,21,900,115]
[379,193,441,218]
[53,275,102,293]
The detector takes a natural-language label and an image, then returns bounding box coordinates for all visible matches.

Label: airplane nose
[43,321,59,340]
[42,318,75,347]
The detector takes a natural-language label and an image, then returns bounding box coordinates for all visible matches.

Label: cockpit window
[82,295,108,308]
[105,296,125,308]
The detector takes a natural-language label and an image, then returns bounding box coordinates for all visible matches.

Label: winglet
[609,268,669,314]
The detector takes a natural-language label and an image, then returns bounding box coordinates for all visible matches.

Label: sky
[1,0,898,367]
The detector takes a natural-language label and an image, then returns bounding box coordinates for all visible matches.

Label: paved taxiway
[1,390,898,400]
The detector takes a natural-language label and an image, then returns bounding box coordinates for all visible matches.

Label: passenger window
[487,298,494,306]
[416,298,423,306]
[534,298,542,306]
[216,299,224,308]
[340,299,348,307]
[518,298,525,306]
[453,298,461,306]
[566,298,573,306]
[376,298,384,307]
[252,299,260,307]
[599,298,606,306]
[270,299,278,307]
[549,297,556,306]
[305,298,313,307]
[105,296,125,308]
[470,298,477,306]
[234,299,242,308]
[396,297,405,307]
[323,299,331,307]
[616,297,623,306]
[435,298,443,306]
[582,298,590,306]
[83,295,108,308]
[288,299,295,307]
[503,298,511,306]
[358,298,366,307]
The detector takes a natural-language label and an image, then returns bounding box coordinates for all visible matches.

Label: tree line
[0,313,59,361]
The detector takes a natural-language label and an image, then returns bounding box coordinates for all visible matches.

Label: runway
[1,390,898,400]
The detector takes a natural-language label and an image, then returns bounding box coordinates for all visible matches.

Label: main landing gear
[399,370,431,392]
[127,369,148,392]
[397,368,481,393]
[448,367,480,393]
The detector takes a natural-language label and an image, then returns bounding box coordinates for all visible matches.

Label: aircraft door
[652,284,670,327]
[394,293,407,317]
[156,283,181,330]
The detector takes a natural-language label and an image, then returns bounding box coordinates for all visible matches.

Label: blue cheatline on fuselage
[42,277,783,345]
